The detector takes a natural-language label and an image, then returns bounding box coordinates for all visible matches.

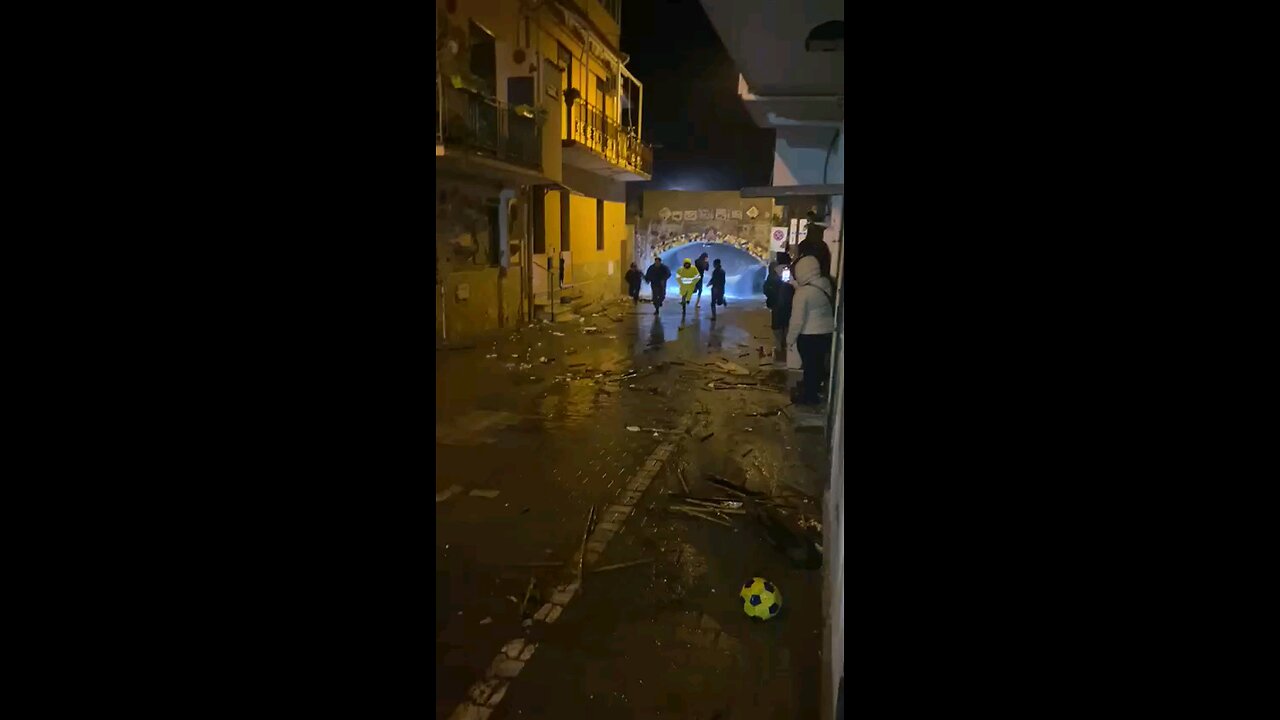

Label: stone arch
[641,227,772,265]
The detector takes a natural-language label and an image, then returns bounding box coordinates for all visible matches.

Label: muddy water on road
[436,300,827,719]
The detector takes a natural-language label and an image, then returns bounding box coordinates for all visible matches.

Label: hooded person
[676,258,700,312]
[643,256,671,314]
[786,255,836,405]
[624,262,643,304]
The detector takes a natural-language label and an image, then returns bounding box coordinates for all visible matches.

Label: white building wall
[772,136,830,186]
[823,126,843,283]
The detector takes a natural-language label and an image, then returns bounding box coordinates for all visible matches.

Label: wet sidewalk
[437,299,830,720]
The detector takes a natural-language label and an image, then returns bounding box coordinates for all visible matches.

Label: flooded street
[437,299,830,719]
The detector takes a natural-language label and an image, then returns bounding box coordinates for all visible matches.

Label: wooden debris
[577,505,595,584]
[707,475,764,497]
[675,502,746,515]
[669,506,732,527]
[590,558,655,573]
[518,574,536,618]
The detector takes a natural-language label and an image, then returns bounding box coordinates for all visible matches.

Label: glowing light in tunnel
[651,242,769,301]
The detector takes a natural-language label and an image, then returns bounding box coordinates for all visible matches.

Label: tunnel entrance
[652,242,768,300]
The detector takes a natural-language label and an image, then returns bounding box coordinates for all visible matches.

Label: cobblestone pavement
[437,298,829,719]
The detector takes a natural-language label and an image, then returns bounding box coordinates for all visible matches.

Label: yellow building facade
[436,0,651,343]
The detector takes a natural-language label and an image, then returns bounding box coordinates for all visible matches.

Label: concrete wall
[562,165,626,203]
[772,126,842,186]
[823,304,845,720]
[825,127,844,284]
[542,192,627,304]
[437,266,522,344]
[566,0,622,49]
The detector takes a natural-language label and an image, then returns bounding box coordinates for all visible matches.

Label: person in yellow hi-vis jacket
[676,258,700,314]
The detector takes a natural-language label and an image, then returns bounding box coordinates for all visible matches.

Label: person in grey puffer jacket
[786,255,836,405]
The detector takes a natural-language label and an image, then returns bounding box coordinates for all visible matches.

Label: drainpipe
[525,187,534,324]
[498,188,515,327]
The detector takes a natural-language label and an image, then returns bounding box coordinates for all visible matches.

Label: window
[490,203,502,267]
[596,199,605,251]
[469,21,496,96]
[560,192,571,251]
[557,43,573,92]
[595,74,606,112]
[532,189,546,254]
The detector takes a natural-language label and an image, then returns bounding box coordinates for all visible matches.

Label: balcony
[437,74,545,184]
[562,98,652,182]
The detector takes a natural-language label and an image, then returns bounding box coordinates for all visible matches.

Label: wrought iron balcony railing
[565,98,653,177]
[438,76,541,171]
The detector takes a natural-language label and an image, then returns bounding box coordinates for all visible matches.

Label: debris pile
[660,472,823,569]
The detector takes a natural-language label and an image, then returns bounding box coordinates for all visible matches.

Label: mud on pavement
[437,300,830,719]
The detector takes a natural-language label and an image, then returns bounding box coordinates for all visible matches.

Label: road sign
[770,226,788,252]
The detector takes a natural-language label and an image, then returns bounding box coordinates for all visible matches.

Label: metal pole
[637,81,643,144]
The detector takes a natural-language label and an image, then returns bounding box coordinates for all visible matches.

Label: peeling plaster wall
[435,178,522,343]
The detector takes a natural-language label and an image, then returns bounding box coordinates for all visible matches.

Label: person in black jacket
[709,258,727,320]
[771,261,794,363]
[624,262,643,304]
[643,257,671,314]
[763,262,781,310]
[693,252,710,307]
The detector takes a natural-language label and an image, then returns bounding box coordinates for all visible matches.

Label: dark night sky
[620,0,775,204]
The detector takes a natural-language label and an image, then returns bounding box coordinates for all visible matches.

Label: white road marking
[447,420,689,718]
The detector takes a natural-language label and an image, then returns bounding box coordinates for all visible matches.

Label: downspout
[822,128,840,184]
[526,187,535,324]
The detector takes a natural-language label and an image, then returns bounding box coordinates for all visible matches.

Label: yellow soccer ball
[740,577,782,620]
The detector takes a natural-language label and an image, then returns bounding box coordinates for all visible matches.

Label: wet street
[437,298,830,719]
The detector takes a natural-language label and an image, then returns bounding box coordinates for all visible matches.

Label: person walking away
[786,255,835,405]
[709,258,727,320]
[644,257,671,315]
[763,262,780,310]
[771,261,794,364]
[624,262,643,305]
[694,252,710,307]
[676,258,700,315]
